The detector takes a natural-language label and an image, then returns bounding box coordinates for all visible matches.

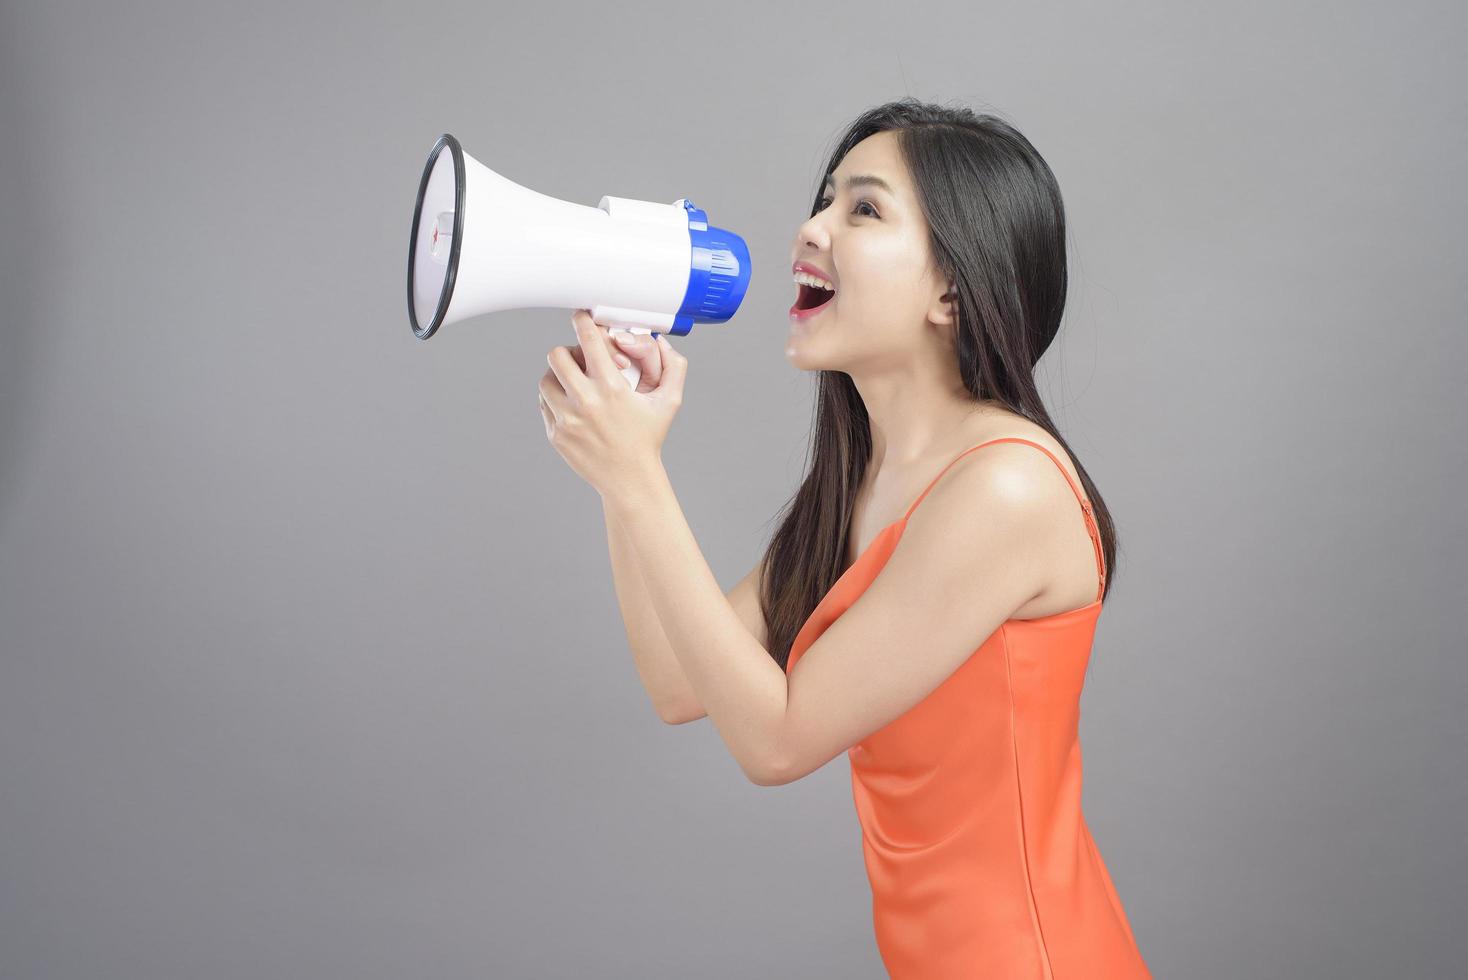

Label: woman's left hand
[538,309,688,499]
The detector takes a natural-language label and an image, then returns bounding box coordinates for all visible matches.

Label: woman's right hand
[608,330,667,394]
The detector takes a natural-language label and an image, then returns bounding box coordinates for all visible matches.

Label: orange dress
[785,438,1152,979]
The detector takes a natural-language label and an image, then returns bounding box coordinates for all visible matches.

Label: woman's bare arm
[604,497,767,724]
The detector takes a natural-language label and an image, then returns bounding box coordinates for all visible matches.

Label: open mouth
[792,282,836,316]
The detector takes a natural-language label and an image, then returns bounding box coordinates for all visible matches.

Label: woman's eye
[817,197,878,218]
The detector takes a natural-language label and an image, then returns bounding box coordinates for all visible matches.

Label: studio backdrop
[1,1,1463,978]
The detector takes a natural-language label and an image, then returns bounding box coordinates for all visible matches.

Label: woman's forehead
[831,132,907,195]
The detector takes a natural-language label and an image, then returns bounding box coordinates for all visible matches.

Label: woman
[537,97,1152,979]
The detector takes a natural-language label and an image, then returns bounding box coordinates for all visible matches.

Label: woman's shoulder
[941,413,1100,618]
[953,411,1081,487]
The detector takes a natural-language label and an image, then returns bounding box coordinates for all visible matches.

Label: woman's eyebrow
[823,173,895,195]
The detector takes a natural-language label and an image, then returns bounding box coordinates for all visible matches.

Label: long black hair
[759,97,1117,669]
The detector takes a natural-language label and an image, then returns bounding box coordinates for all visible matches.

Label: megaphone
[406,134,753,389]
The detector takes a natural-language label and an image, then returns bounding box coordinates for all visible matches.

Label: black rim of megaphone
[406,133,466,340]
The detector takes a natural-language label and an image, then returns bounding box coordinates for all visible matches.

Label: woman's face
[787,129,954,369]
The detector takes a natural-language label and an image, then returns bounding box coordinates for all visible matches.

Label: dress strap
[900,437,1106,600]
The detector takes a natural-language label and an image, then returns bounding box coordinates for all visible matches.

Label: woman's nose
[796,221,828,252]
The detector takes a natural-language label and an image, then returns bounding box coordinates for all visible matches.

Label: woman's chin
[785,322,814,357]
[787,301,837,363]
[785,331,832,368]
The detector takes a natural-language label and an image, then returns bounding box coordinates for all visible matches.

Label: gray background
[1,1,1463,977]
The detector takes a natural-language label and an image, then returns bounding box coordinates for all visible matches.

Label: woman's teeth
[793,271,835,291]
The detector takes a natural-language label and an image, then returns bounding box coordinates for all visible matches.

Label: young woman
[538,97,1152,979]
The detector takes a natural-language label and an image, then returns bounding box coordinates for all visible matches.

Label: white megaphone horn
[406,134,753,389]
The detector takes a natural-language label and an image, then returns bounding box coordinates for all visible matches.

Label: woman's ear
[928,281,959,326]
